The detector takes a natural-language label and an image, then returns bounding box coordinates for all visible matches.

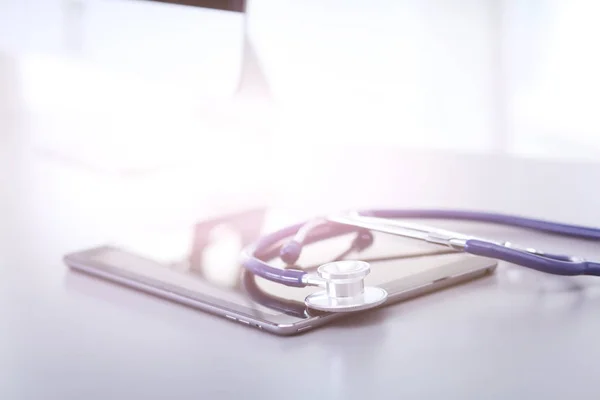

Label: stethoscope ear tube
[464,239,600,276]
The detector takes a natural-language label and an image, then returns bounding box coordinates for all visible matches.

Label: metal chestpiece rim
[304,260,389,312]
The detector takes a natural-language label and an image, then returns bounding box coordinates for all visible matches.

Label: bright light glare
[18,52,275,188]
[17,52,276,239]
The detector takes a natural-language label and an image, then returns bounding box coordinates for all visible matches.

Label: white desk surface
[4,17,600,398]
[4,134,600,400]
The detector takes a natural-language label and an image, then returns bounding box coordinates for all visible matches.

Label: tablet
[64,213,497,335]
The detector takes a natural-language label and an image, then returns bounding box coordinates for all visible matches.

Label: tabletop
[3,14,600,399]
[4,137,600,400]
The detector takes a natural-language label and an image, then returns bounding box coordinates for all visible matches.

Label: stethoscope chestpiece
[304,260,388,312]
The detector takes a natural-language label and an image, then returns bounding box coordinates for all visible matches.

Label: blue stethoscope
[241,210,600,313]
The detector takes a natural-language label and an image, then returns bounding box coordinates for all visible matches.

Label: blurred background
[2,0,600,255]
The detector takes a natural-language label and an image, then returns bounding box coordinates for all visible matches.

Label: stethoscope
[241,209,600,313]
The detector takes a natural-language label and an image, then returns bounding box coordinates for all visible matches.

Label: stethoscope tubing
[241,209,600,288]
[358,209,600,240]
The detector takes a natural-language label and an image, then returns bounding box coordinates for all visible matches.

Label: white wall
[503,0,600,161]
[1,0,248,172]
[247,0,500,153]
[0,0,245,98]
[5,0,599,162]
[247,0,600,161]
